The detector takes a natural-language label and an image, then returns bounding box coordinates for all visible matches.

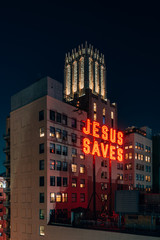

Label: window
[50,160,55,170]
[111,111,114,119]
[71,164,77,173]
[80,179,85,188]
[101,171,107,179]
[50,110,55,121]
[39,110,44,121]
[39,226,45,236]
[93,103,97,112]
[56,145,61,155]
[117,174,123,180]
[56,128,61,139]
[50,143,55,153]
[57,177,61,186]
[80,193,85,202]
[63,177,68,187]
[80,153,85,160]
[56,113,61,123]
[135,142,138,149]
[39,143,44,154]
[72,148,77,157]
[62,114,67,125]
[50,193,55,202]
[135,153,138,159]
[62,162,68,171]
[72,193,77,202]
[62,130,68,141]
[39,209,44,220]
[80,164,85,173]
[138,154,141,160]
[71,118,77,128]
[39,160,44,170]
[93,113,97,121]
[62,193,68,202]
[124,174,128,181]
[101,160,107,167]
[50,126,55,137]
[40,127,45,137]
[62,146,68,156]
[125,153,128,160]
[72,178,77,187]
[80,121,85,130]
[57,161,61,171]
[71,133,77,143]
[129,174,132,180]
[39,176,44,186]
[39,193,44,203]
[56,193,62,202]
[50,176,55,186]
[129,153,132,159]
[141,154,144,161]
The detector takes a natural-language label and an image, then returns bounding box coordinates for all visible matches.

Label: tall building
[152,134,160,193]
[0,176,6,240]
[124,126,152,191]
[3,44,125,240]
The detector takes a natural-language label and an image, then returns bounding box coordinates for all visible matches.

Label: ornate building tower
[64,42,107,101]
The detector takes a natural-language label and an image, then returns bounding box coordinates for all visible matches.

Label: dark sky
[0,2,160,173]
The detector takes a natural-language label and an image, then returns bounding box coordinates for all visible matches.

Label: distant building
[152,134,160,193]
[0,176,6,240]
[124,126,152,191]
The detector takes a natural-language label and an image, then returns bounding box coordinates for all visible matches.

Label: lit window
[79,57,84,89]
[40,226,45,236]
[138,154,141,160]
[39,160,44,170]
[125,146,128,149]
[148,156,151,163]
[39,110,44,121]
[89,57,93,90]
[138,143,141,150]
[93,103,97,112]
[80,153,85,160]
[56,193,61,202]
[50,193,55,203]
[80,165,85,173]
[73,61,77,93]
[80,193,85,202]
[125,153,128,160]
[40,127,45,137]
[145,156,148,162]
[39,209,44,220]
[103,108,105,116]
[141,155,144,161]
[71,164,77,173]
[111,111,114,119]
[72,193,77,202]
[95,62,99,93]
[104,194,107,200]
[50,160,55,170]
[135,142,138,149]
[117,174,123,180]
[72,178,77,187]
[50,143,55,154]
[50,110,55,121]
[50,126,55,137]
[62,193,68,202]
[135,153,138,159]
[129,145,132,149]
[56,129,61,139]
[93,113,97,121]
[129,153,132,159]
[80,179,85,188]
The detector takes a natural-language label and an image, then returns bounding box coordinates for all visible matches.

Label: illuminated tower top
[64,42,107,101]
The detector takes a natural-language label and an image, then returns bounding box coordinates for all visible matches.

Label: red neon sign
[82,119,123,162]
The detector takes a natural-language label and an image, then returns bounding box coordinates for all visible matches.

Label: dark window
[56,145,61,154]
[50,143,55,153]
[72,148,77,157]
[62,146,68,156]
[39,160,44,170]
[62,130,68,141]
[50,160,55,170]
[111,119,114,128]
[39,143,44,154]
[39,209,44,219]
[56,113,61,123]
[50,176,55,186]
[80,121,85,130]
[63,162,68,171]
[63,177,68,187]
[103,116,105,125]
[39,193,44,203]
[72,193,77,202]
[50,126,55,137]
[57,161,61,171]
[50,110,55,121]
[71,118,77,128]
[39,176,44,186]
[71,133,77,143]
[62,114,68,125]
[57,177,61,186]
[39,110,44,121]
[80,193,85,202]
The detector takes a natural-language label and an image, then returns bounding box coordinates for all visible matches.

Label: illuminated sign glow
[82,119,123,162]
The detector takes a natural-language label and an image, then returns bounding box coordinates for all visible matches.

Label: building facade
[124,126,152,191]
[0,177,6,240]
[152,134,160,193]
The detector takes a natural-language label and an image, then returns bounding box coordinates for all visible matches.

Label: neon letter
[83,119,91,135]
[83,138,90,154]
[93,121,100,138]
[110,145,116,160]
[101,143,109,158]
[102,125,109,141]
[117,148,123,162]
[92,141,101,156]
[110,128,116,143]
[117,131,123,145]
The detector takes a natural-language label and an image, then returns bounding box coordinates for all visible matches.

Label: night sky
[0,2,160,173]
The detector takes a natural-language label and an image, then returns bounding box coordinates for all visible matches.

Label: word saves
[82,119,123,162]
